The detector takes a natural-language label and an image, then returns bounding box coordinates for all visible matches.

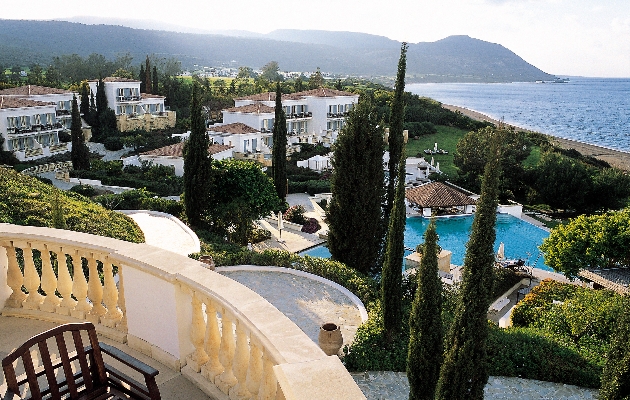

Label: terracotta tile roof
[0,96,54,109]
[405,182,476,208]
[140,142,233,157]
[224,103,275,114]
[0,85,72,96]
[293,88,357,98]
[208,123,258,135]
[88,77,141,83]
[141,93,165,99]
[235,88,357,102]
[235,92,277,102]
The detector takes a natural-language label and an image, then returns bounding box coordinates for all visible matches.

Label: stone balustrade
[0,224,365,399]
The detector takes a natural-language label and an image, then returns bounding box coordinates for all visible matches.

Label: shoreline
[443,104,630,171]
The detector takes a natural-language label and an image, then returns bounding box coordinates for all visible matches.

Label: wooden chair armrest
[97,343,159,378]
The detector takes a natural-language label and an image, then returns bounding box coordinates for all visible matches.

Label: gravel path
[218,269,364,352]
[352,372,599,400]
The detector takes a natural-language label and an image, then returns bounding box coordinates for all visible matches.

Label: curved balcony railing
[0,224,365,399]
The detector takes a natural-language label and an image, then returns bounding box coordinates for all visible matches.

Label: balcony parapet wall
[0,224,365,400]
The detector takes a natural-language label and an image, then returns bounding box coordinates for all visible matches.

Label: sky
[3,0,629,78]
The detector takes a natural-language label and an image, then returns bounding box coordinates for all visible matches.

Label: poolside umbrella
[497,242,505,260]
[278,211,284,238]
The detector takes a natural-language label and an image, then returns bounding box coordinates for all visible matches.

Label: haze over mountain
[0,19,554,83]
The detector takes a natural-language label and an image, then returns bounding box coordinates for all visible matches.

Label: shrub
[103,136,124,151]
[301,218,321,234]
[0,168,143,243]
[248,227,271,243]
[70,184,96,198]
[284,205,307,224]
[487,325,602,388]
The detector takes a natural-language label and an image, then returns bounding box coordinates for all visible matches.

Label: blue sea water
[301,214,551,271]
[407,78,630,153]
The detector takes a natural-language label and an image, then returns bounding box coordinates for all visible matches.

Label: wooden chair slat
[55,333,79,398]
[36,340,61,400]
[21,351,41,400]
[72,331,94,393]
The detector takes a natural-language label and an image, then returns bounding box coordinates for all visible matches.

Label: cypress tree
[272,82,287,201]
[600,297,630,400]
[139,63,146,93]
[183,83,211,227]
[145,56,152,94]
[70,95,90,170]
[88,90,96,128]
[51,190,67,230]
[407,218,443,400]
[385,42,408,221]
[79,81,90,120]
[328,96,385,276]
[435,133,502,400]
[152,66,159,95]
[381,147,406,341]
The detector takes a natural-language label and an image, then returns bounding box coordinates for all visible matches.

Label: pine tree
[328,96,385,276]
[308,67,323,89]
[436,133,502,400]
[272,82,287,201]
[385,42,408,221]
[381,147,406,341]
[70,95,90,170]
[139,63,146,93]
[145,56,152,94]
[152,66,158,95]
[407,218,443,400]
[600,297,630,400]
[183,83,211,227]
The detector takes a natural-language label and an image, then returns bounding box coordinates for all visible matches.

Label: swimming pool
[300,214,552,271]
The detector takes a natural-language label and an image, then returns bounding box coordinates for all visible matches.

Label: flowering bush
[301,218,321,234]
[284,205,307,225]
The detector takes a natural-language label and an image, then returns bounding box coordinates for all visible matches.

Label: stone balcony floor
[0,316,210,400]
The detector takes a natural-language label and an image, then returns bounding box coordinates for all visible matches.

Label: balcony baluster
[188,292,210,372]
[201,299,224,382]
[22,243,44,310]
[245,340,263,397]
[216,309,238,393]
[70,249,92,319]
[101,260,123,327]
[87,253,107,323]
[57,246,77,314]
[37,244,60,312]
[229,321,251,398]
[3,245,27,308]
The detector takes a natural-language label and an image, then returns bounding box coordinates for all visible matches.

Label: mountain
[0,20,554,82]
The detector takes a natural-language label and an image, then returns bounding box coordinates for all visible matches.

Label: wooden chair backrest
[2,322,108,400]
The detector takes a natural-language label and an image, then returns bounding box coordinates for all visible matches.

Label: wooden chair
[2,322,160,400]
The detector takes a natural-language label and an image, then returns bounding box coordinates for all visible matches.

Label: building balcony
[55,109,71,117]
[116,96,142,103]
[0,224,364,400]
[287,112,312,121]
[6,123,63,136]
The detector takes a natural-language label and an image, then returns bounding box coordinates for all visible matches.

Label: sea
[407,77,630,153]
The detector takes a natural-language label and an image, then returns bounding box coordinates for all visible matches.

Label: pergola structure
[405,181,476,217]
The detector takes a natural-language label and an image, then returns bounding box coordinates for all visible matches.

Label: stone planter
[318,323,343,356]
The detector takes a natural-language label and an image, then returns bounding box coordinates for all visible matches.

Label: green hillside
[0,168,144,243]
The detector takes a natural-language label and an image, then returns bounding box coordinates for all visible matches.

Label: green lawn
[404,126,470,177]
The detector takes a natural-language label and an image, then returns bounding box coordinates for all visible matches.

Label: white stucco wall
[0,246,11,312]
[123,266,182,359]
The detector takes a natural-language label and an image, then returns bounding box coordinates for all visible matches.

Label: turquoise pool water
[300,214,552,271]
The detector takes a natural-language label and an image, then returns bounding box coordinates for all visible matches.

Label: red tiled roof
[224,104,275,114]
[405,182,476,208]
[0,85,72,96]
[208,123,258,135]
[88,77,141,83]
[235,88,357,102]
[293,88,357,98]
[0,96,54,109]
[141,142,233,157]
